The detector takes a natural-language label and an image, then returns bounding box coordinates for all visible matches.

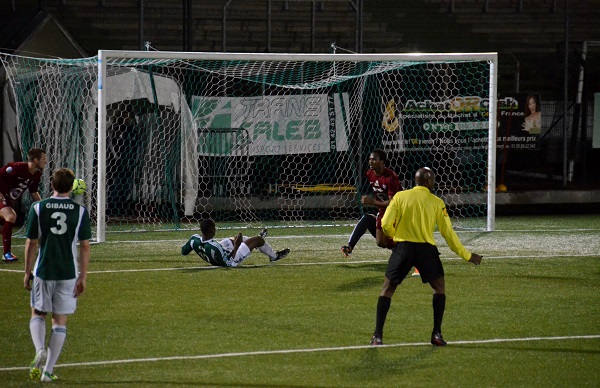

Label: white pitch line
[79,227,600,243]
[0,253,596,275]
[6,227,600,247]
[1,334,598,372]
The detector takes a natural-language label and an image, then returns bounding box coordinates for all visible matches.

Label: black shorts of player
[385,241,444,285]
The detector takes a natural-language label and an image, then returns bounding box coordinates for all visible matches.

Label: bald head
[415,167,435,190]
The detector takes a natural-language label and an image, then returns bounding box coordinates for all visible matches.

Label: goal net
[1,51,497,242]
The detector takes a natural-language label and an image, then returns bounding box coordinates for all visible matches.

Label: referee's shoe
[431,332,447,347]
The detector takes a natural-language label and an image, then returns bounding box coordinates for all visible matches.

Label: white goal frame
[97,50,498,242]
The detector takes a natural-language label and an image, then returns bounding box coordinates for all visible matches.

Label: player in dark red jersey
[0,148,47,262]
[363,149,401,249]
[341,150,421,276]
[341,151,395,243]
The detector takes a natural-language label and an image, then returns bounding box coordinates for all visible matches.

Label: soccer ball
[72,179,87,195]
[496,184,507,192]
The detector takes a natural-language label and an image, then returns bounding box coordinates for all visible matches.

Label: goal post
[97,50,498,242]
[1,51,497,242]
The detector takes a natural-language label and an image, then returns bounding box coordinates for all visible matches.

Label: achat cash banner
[191,94,350,156]
[380,96,490,153]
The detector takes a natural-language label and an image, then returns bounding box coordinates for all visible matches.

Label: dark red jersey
[367,167,402,206]
[0,162,42,204]
[366,167,401,210]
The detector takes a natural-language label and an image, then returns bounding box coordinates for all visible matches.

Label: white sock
[29,316,46,352]
[45,325,67,374]
[258,241,277,259]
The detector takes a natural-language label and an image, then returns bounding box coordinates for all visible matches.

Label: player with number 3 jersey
[27,195,91,280]
[24,168,91,382]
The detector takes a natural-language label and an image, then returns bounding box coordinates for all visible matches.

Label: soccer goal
[1,51,497,242]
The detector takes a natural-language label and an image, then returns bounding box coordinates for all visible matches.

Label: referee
[370,167,482,347]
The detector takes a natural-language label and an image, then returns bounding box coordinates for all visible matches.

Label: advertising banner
[379,94,542,153]
[381,95,490,153]
[497,93,542,150]
[191,94,350,156]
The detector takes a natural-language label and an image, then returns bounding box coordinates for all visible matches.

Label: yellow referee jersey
[381,186,472,261]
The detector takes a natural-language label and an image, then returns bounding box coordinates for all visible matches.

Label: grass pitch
[0,214,599,386]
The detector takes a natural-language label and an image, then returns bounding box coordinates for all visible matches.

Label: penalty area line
[1,334,599,372]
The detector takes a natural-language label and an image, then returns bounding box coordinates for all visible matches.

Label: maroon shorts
[376,210,396,249]
[0,198,15,212]
[375,210,385,229]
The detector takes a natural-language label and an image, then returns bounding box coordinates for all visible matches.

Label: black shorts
[385,242,444,285]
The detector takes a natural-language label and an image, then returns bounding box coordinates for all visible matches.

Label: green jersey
[181,234,230,267]
[26,196,92,280]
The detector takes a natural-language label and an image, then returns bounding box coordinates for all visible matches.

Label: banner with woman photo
[497,93,542,150]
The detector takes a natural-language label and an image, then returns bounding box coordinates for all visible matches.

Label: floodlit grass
[1,215,599,386]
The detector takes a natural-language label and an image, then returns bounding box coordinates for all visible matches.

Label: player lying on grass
[181,219,290,267]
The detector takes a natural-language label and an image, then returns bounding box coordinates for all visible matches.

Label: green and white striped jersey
[26,196,92,280]
[181,234,230,267]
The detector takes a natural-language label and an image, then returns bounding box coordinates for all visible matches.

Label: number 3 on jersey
[50,212,68,235]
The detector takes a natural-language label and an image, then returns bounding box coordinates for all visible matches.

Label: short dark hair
[200,219,216,235]
[371,149,386,164]
[51,168,75,194]
[27,148,46,162]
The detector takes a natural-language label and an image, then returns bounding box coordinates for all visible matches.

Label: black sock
[374,296,391,337]
[348,215,376,248]
[432,293,446,334]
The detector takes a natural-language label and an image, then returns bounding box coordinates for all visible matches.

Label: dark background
[1,0,599,195]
